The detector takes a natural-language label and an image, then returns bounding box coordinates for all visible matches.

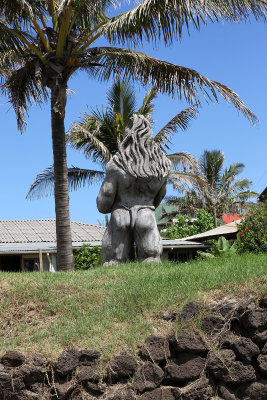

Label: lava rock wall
[0,296,266,400]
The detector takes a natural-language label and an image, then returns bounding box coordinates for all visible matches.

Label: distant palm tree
[169,150,258,227]
[26,78,200,199]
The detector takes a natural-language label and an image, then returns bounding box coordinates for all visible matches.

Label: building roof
[0,241,102,254]
[0,239,209,255]
[222,213,245,224]
[162,239,210,249]
[0,220,210,254]
[259,186,267,202]
[0,220,105,244]
[180,219,242,242]
[155,203,178,225]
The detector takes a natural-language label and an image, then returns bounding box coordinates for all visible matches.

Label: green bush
[73,244,102,270]
[161,209,214,239]
[236,202,267,253]
[198,236,237,259]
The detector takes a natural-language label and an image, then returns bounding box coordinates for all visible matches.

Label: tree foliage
[169,150,258,226]
[236,202,267,253]
[161,209,214,239]
[1,0,262,129]
[27,78,199,199]
[73,244,102,270]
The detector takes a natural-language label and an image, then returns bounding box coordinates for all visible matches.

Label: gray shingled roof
[0,220,209,255]
[0,220,105,244]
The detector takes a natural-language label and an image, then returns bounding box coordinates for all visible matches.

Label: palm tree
[26,78,200,198]
[1,0,265,270]
[169,150,259,227]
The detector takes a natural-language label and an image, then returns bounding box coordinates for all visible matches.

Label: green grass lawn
[0,253,266,360]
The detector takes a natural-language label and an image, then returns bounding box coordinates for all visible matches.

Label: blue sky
[0,13,266,225]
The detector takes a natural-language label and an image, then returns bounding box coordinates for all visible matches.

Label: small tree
[162,209,214,240]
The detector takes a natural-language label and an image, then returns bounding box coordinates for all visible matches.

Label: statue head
[113,114,171,179]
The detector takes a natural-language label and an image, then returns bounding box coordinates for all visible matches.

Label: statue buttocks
[97,115,171,265]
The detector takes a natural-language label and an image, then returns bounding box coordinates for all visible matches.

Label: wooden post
[20,256,24,272]
[188,250,193,261]
[39,249,43,272]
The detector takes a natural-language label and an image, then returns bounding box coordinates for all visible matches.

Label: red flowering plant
[236,201,267,253]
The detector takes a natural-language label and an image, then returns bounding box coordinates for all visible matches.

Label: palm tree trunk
[51,83,74,271]
[213,207,217,228]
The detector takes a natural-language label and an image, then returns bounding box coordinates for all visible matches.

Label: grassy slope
[0,253,266,360]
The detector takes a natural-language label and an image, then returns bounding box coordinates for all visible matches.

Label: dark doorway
[0,255,21,272]
[168,250,194,262]
[24,259,39,272]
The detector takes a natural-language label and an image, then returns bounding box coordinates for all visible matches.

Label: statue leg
[102,208,131,266]
[134,208,162,263]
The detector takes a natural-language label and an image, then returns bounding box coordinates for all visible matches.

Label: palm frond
[154,105,199,148]
[223,162,245,180]
[200,150,225,190]
[0,21,25,54]
[90,105,122,149]
[103,0,267,46]
[65,166,105,191]
[231,178,252,192]
[62,0,113,32]
[0,0,47,25]
[0,49,21,80]
[26,165,104,199]
[167,152,199,171]
[86,47,258,125]
[68,115,113,164]
[165,193,203,215]
[137,86,157,122]
[168,171,208,196]
[231,190,259,202]
[106,77,136,129]
[3,60,48,131]
[165,195,189,206]
[165,196,186,206]
[219,162,245,192]
[26,166,55,200]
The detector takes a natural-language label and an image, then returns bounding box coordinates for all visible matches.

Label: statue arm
[97,161,117,214]
[153,179,167,208]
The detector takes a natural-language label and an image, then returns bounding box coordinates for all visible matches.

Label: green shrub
[236,202,267,253]
[73,244,102,270]
[161,209,214,239]
[198,236,237,259]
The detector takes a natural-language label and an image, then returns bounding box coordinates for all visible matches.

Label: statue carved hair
[113,114,171,179]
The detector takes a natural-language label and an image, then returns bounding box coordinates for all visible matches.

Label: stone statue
[97,114,171,265]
